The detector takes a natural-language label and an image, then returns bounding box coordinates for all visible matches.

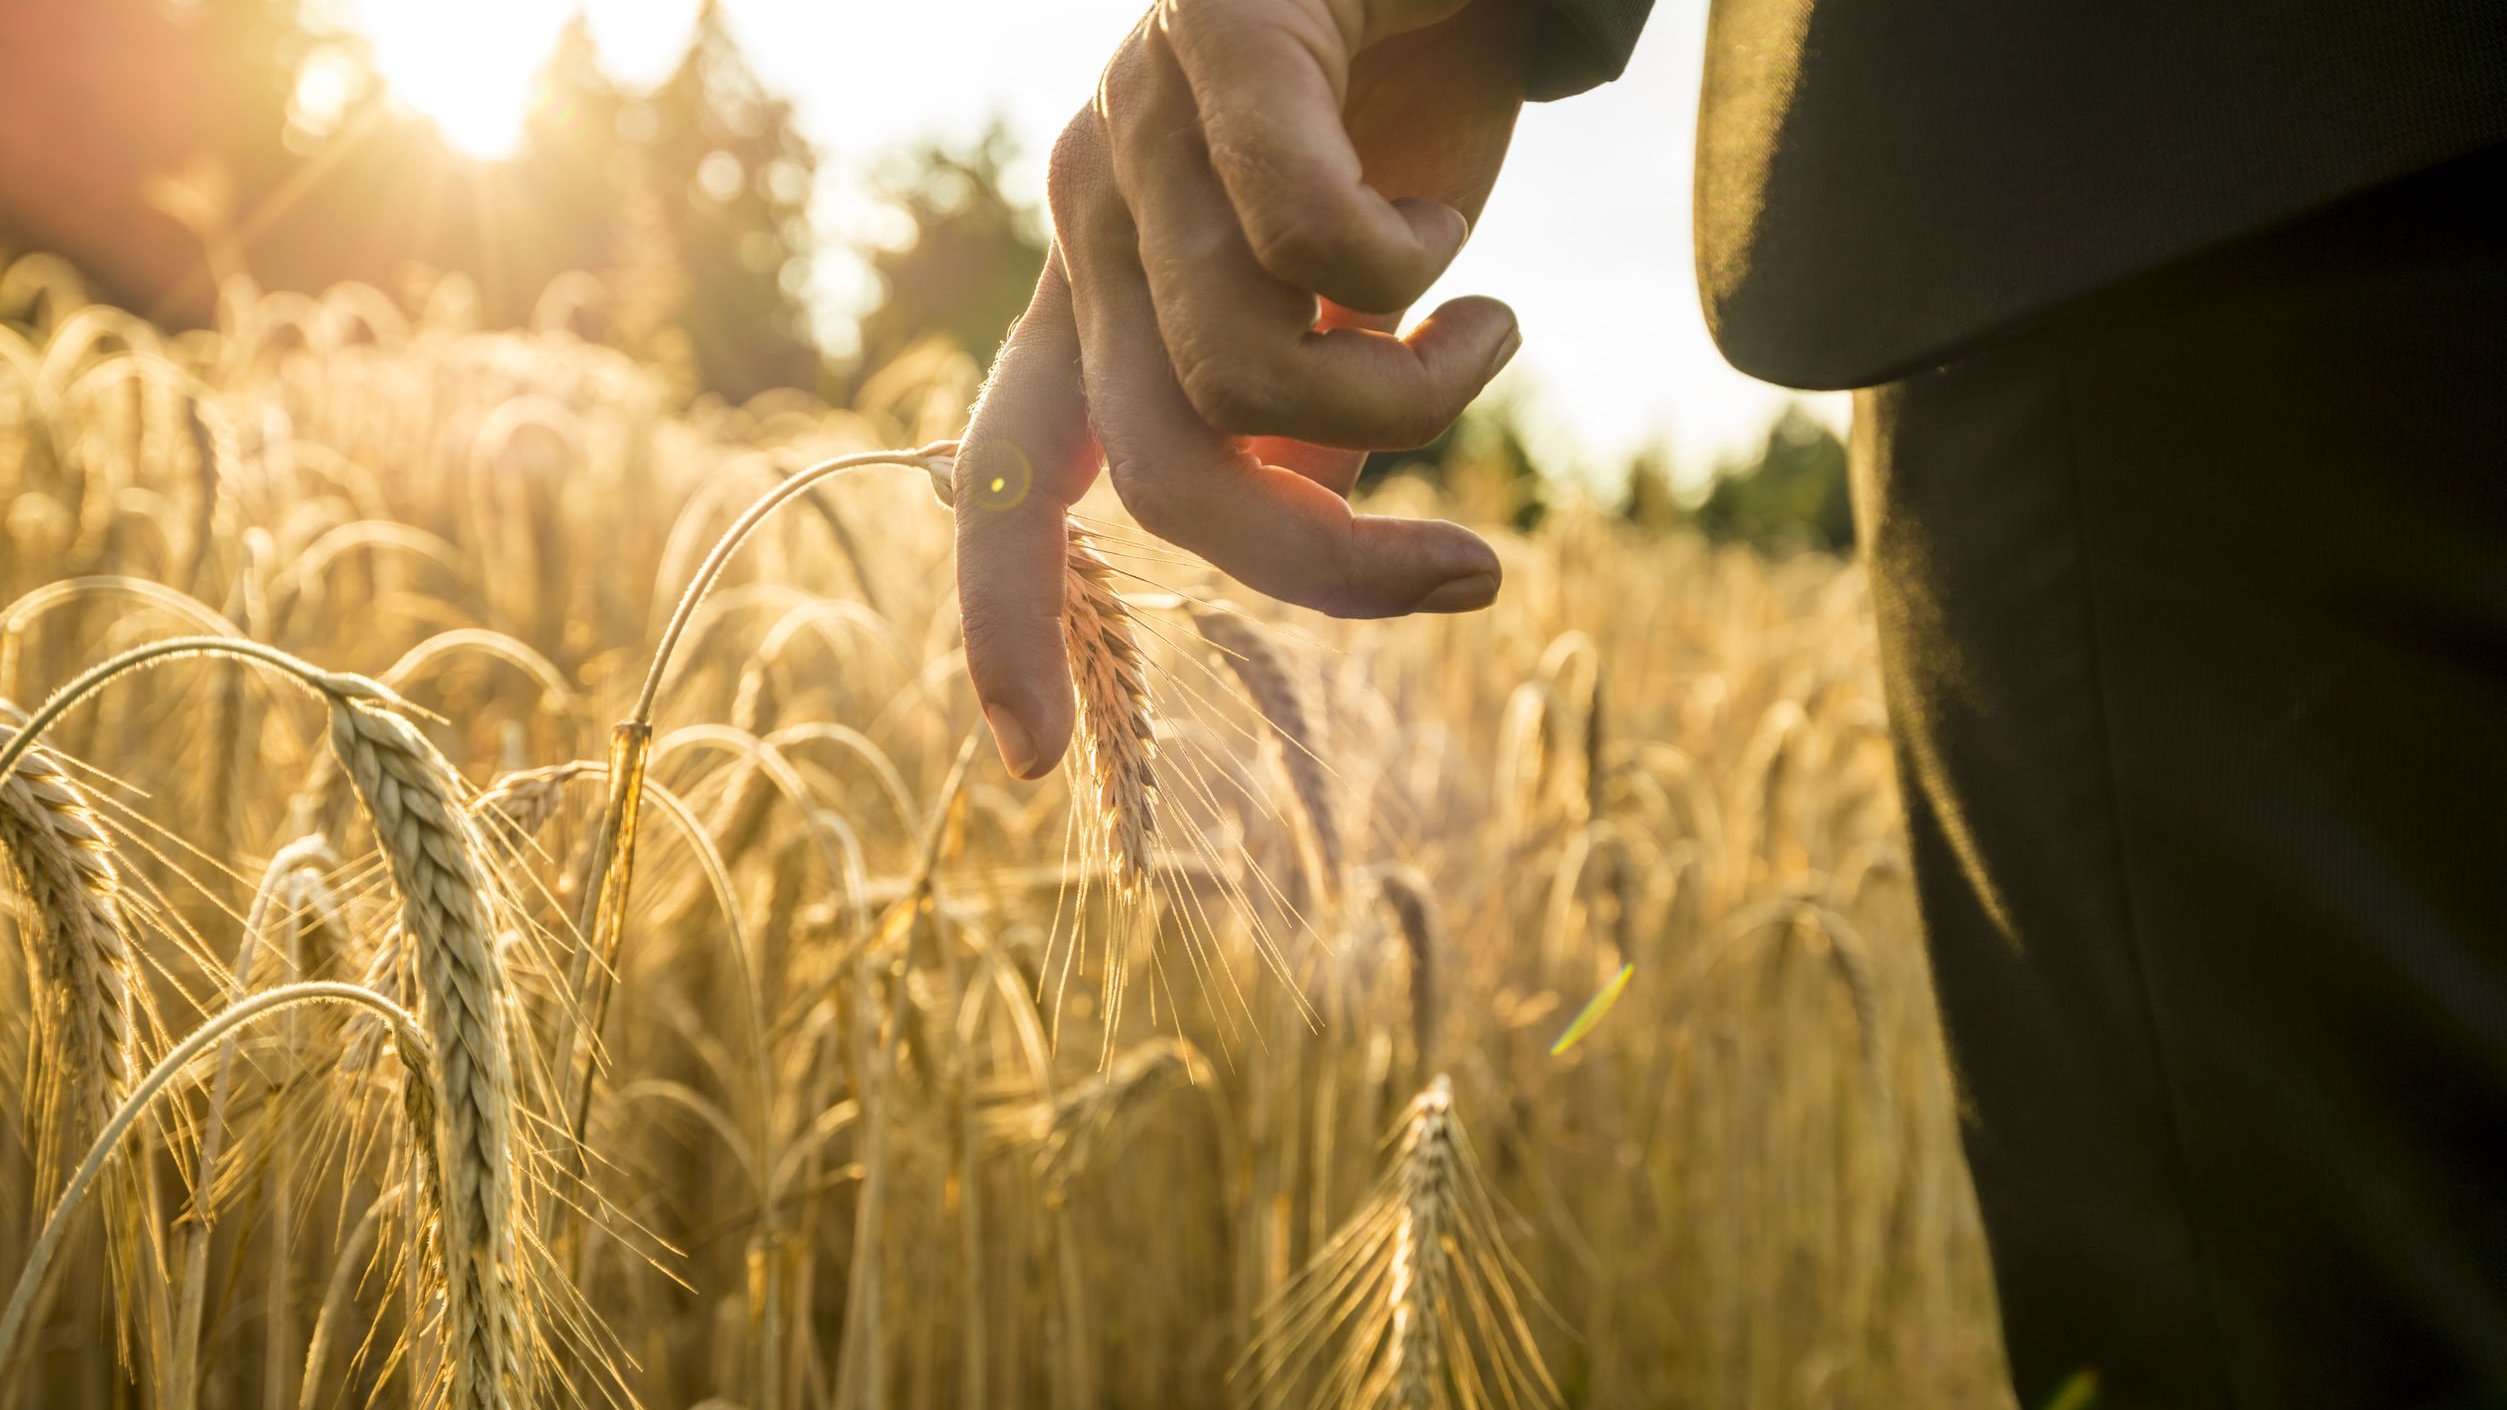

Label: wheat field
[0,255,2013,1409]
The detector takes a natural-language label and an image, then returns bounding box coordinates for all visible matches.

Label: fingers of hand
[976,25,1503,778]
[956,254,1097,779]
[1105,32,1516,451]
[1153,0,1467,313]
[1241,303,1414,494]
[1059,183,1500,619]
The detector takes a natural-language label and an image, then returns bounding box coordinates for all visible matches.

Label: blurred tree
[637,0,822,400]
[1693,403,1854,553]
[1,0,827,404]
[851,123,1048,385]
[1618,446,1682,532]
[513,16,630,296]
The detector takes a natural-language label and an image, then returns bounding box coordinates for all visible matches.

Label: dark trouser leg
[1854,145,2507,1410]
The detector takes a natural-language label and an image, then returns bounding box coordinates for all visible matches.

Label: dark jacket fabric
[1526,7,2507,1406]
[1537,0,2507,390]
[1855,145,2507,1410]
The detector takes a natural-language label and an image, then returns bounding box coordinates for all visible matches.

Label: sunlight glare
[352,0,695,159]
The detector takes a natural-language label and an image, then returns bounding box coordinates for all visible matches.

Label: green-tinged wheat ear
[323,696,525,1410]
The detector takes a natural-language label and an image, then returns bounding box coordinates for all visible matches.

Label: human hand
[954,0,1533,779]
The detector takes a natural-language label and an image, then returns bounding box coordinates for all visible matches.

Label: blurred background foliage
[0,0,1849,553]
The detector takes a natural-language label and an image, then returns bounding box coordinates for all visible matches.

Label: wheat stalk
[0,981,433,1387]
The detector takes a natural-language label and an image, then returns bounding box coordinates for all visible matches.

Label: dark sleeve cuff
[1521,0,1656,100]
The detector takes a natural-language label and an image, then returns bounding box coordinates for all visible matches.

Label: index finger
[956,251,1101,779]
[1156,0,1470,313]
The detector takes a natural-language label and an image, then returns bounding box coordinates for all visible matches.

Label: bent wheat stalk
[0,981,432,1388]
[548,445,951,1227]
[0,638,529,1410]
[170,834,338,1410]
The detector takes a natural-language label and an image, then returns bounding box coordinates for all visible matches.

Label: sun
[351,1,703,160]
[352,0,574,159]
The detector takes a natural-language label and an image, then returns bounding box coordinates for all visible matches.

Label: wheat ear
[1243,1075,1559,1410]
[1374,867,1440,1072]
[325,696,523,1410]
[0,702,135,1202]
[474,760,594,842]
[1385,1078,1456,1409]
[1064,527,1157,896]
[1194,607,1340,900]
[914,449,1160,896]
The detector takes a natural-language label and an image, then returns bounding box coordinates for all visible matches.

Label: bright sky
[348,0,1844,486]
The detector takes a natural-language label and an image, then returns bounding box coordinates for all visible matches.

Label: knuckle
[1173,344,1280,435]
[1095,44,1151,135]
[1376,353,1470,448]
[1243,200,1346,285]
[1046,117,1118,242]
[1106,455,1192,540]
[1154,0,1231,66]
[1047,114,1095,192]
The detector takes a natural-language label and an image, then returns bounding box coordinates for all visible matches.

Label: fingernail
[1415,572,1499,614]
[1488,326,1523,375]
[984,702,1039,778]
